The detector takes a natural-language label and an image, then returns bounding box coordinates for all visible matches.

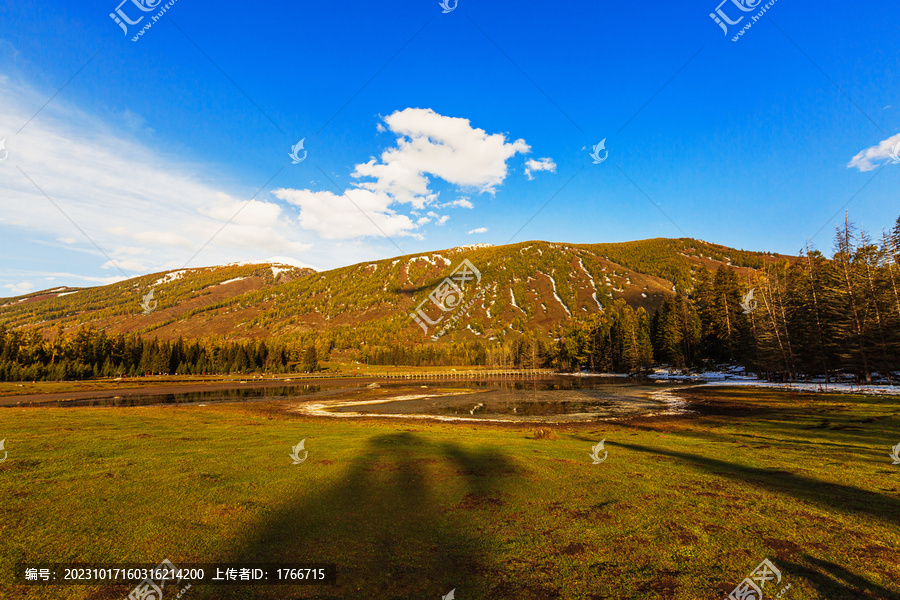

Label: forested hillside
[1,216,897,382]
[554,215,900,382]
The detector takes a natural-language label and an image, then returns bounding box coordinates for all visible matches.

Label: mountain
[0,239,790,345]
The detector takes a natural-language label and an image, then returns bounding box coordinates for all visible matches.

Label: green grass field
[2,386,898,599]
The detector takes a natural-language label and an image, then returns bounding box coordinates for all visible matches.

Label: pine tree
[301,346,318,373]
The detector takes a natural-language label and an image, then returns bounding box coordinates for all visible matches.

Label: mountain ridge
[0,237,793,345]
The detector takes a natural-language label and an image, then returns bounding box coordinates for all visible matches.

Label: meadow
[2,385,898,599]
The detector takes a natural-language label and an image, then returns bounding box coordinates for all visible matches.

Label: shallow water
[12,384,339,408]
[302,377,692,422]
[12,377,693,421]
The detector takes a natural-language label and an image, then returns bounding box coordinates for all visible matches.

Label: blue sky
[1,0,898,294]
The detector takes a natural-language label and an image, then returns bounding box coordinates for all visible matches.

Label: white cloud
[278,108,529,240]
[351,108,530,209]
[273,188,418,240]
[1,75,535,281]
[0,74,314,278]
[524,157,557,180]
[848,132,900,171]
[3,282,34,295]
[437,197,474,209]
[467,227,488,234]
[427,211,450,225]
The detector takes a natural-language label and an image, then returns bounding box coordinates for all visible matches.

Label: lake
[7,376,695,422]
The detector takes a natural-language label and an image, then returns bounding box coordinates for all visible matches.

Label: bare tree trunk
[861,231,892,385]
[775,265,795,378]
[723,290,732,340]
[884,230,900,322]
[747,274,758,371]
[837,216,871,382]
[761,266,790,377]
[805,243,829,384]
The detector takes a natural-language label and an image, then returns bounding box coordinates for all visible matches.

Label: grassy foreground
[1,386,898,599]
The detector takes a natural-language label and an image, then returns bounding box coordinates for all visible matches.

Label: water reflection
[320,377,689,421]
[13,384,327,408]
[10,376,692,421]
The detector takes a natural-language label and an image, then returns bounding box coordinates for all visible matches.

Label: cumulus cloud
[278,108,531,240]
[427,211,450,225]
[1,78,537,283]
[848,132,900,171]
[524,157,557,180]
[437,198,474,209]
[273,188,419,240]
[467,227,488,234]
[352,108,530,208]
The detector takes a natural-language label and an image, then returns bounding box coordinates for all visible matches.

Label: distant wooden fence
[379,370,556,379]
[274,369,557,381]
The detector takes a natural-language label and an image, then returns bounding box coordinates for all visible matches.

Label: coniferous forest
[1,215,898,382]
[553,215,900,382]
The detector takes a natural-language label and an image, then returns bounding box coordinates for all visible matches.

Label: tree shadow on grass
[196,432,521,600]
[780,555,900,600]
[612,441,900,525]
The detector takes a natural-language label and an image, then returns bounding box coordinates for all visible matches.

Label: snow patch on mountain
[539,271,571,317]
[153,270,187,287]
[576,257,602,310]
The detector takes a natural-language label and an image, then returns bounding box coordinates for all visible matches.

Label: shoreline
[2,371,898,407]
[697,379,900,396]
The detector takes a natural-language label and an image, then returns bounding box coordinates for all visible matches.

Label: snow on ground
[647,368,900,396]
[407,253,452,267]
[539,271,571,317]
[510,289,524,313]
[576,257,603,310]
[649,370,741,382]
[153,270,187,286]
[704,380,900,396]
[56,291,78,297]
[271,265,295,277]
[224,257,314,271]
[224,260,264,267]
[218,277,246,285]
[485,292,496,318]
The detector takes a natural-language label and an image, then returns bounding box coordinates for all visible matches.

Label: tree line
[1,213,897,382]
[0,325,319,381]
[553,214,900,382]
